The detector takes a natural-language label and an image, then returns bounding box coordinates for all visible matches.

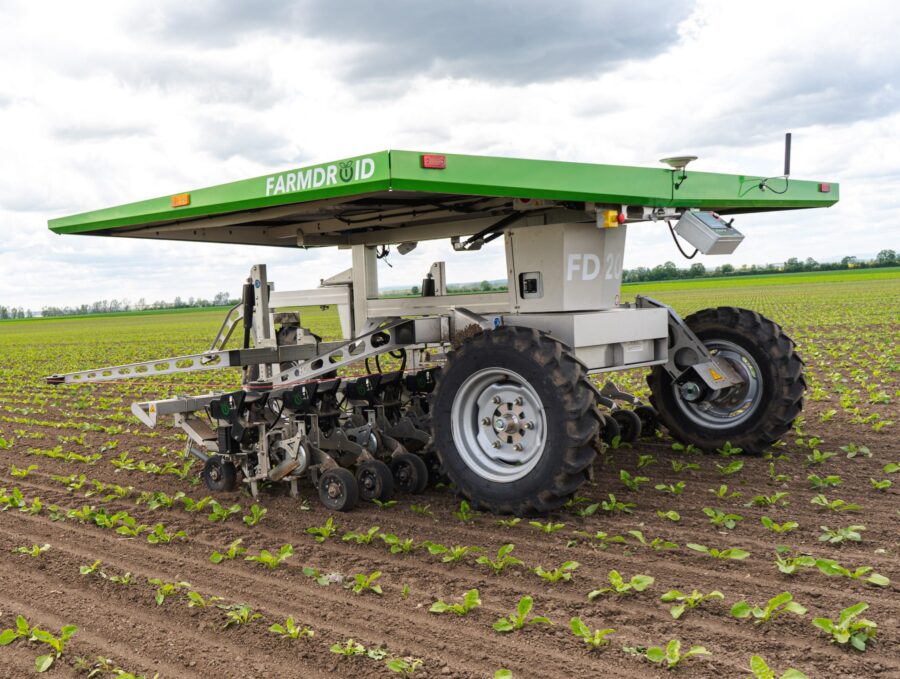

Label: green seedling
[138,490,185,510]
[731,592,807,624]
[811,495,861,512]
[655,482,685,495]
[380,533,417,554]
[870,478,891,491]
[881,461,899,474]
[210,538,247,563]
[343,526,381,544]
[20,497,42,516]
[813,602,877,651]
[808,474,841,489]
[581,530,626,548]
[600,493,635,514]
[115,516,150,537]
[709,484,740,499]
[10,464,38,478]
[671,460,700,473]
[645,639,710,669]
[242,503,267,526]
[79,560,102,576]
[661,589,724,619]
[569,617,615,649]
[180,495,212,512]
[627,530,678,550]
[716,460,744,476]
[671,442,701,454]
[146,523,187,545]
[805,449,836,466]
[269,616,314,639]
[409,503,433,516]
[687,543,750,560]
[620,469,649,491]
[746,492,789,507]
[493,595,551,633]
[476,544,523,574]
[588,570,654,599]
[371,499,398,509]
[306,517,338,542]
[533,561,579,583]
[386,657,423,675]
[302,566,342,586]
[104,571,133,586]
[496,517,521,528]
[745,655,809,679]
[454,500,478,523]
[494,671,512,679]
[330,639,366,656]
[814,558,890,587]
[0,614,33,646]
[401,584,410,600]
[840,443,871,458]
[29,624,77,673]
[186,591,224,608]
[429,588,481,616]
[529,520,565,534]
[16,543,50,558]
[768,462,790,483]
[761,517,799,534]
[656,509,681,522]
[819,524,865,544]
[207,501,242,522]
[717,441,743,456]
[245,544,294,569]
[774,547,816,575]
[703,507,743,529]
[349,570,383,595]
[148,578,191,605]
[426,543,481,563]
[636,454,656,468]
[222,604,262,629]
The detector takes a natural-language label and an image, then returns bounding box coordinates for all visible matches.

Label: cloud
[147,0,695,84]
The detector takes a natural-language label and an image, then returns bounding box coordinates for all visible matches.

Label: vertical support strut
[351,245,379,337]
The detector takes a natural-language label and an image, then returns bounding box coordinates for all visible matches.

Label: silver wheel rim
[674,339,763,429]
[450,367,547,482]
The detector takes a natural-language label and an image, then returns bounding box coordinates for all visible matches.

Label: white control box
[674,211,744,255]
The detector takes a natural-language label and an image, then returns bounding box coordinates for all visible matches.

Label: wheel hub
[326,481,343,498]
[451,367,547,482]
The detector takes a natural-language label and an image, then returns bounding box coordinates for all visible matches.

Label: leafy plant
[686,543,749,560]
[380,533,417,554]
[330,639,366,656]
[186,591,224,608]
[671,460,699,473]
[761,516,799,534]
[746,492,789,507]
[210,538,247,563]
[814,558,890,587]
[569,617,615,649]
[660,589,724,619]
[180,495,212,512]
[717,441,743,456]
[243,503,267,526]
[146,523,187,545]
[529,520,565,534]
[807,473,841,489]
[600,493,635,514]
[269,616,314,639]
[429,589,481,616]
[207,501,242,523]
[79,560,102,576]
[425,543,481,563]
[811,494,861,512]
[386,657,424,675]
[496,517,521,528]
[730,592,807,624]
[703,507,743,529]
[222,604,262,629]
[10,464,38,478]
[628,530,678,551]
[656,482,686,495]
[883,462,900,474]
[343,526,381,544]
[819,524,865,544]
[454,500,477,523]
[774,547,816,575]
[812,602,877,651]
[656,509,681,522]
[533,561,579,583]
[245,544,294,569]
[636,454,656,468]
[349,570,383,595]
[148,578,191,605]
[620,469,649,491]
[493,595,551,633]
[16,543,50,558]
[840,443,871,458]
[29,624,78,673]
[115,516,150,537]
[476,544,523,574]
[306,517,338,542]
[870,478,891,491]
[0,615,32,646]
[588,570,654,599]
[716,460,744,476]
[745,655,809,679]
[645,639,710,669]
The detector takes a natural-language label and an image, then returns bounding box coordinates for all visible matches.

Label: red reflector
[617,212,626,223]
[819,183,831,193]
[171,193,191,208]
[421,154,446,169]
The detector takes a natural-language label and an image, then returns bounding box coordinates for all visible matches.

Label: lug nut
[523,421,534,430]
[513,443,524,452]
[514,397,524,406]
[492,441,502,449]
[481,417,490,426]
[491,396,502,405]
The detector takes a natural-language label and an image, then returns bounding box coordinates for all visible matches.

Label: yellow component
[710,369,723,381]
[171,193,191,208]
[602,209,619,228]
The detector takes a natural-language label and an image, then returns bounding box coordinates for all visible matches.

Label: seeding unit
[46,149,838,513]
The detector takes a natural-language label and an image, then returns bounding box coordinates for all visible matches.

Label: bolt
[514,397,524,406]
[523,421,534,430]
[492,441,502,449]
[481,417,491,426]
[491,396,502,405]
[513,443,524,452]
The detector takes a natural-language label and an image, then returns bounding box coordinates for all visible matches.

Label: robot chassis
[47,200,797,515]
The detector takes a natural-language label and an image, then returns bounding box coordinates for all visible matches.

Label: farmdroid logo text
[264,157,376,196]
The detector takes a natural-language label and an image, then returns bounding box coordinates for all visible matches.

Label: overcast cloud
[0,0,898,311]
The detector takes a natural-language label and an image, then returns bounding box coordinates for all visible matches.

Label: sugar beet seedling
[46,148,835,513]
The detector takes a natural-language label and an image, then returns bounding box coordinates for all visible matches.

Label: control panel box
[506,222,626,313]
[674,210,744,255]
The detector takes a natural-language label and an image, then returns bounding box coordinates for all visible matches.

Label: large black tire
[355,459,395,502]
[318,467,359,512]
[647,307,804,454]
[431,326,601,515]
[202,456,237,492]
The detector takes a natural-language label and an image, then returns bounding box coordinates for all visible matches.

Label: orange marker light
[171,193,191,208]
[421,154,446,169]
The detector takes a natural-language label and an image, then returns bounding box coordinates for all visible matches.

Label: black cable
[758,176,790,194]
[376,245,393,267]
[667,220,699,259]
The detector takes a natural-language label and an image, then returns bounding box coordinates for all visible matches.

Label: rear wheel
[318,467,359,511]
[648,307,804,454]
[355,459,394,502]
[432,326,600,514]
[611,409,642,443]
[389,452,429,494]
[202,456,237,492]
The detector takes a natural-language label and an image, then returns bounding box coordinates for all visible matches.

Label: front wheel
[648,307,804,454]
[432,326,600,515]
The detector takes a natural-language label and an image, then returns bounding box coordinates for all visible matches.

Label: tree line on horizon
[1,250,896,320]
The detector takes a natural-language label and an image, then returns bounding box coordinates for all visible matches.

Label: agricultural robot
[46,147,838,514]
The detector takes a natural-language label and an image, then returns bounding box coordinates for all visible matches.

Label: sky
[0,0,898,311]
